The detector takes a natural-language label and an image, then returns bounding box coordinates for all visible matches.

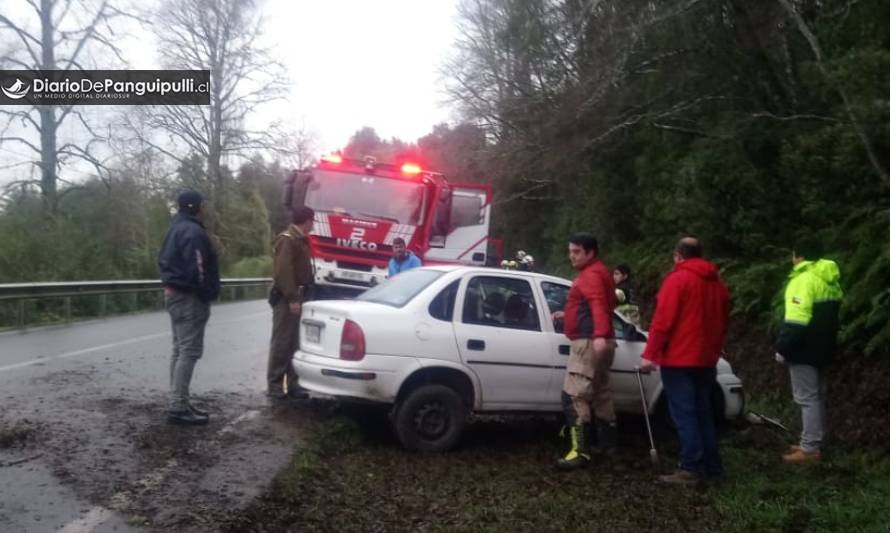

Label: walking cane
[635,367,660,468]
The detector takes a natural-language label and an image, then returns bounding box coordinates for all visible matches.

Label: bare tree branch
[493,182,552,206]
[748,111,842,123]
[0,14,42,64]
[0,0,134,210]
[649,121,732,140]
[24,0,42,17]
[53,0,76,28]
[1,56,36,70]
[0,108,41,131]
[0,136,42,154]
[144,0,289,196]
[0,161,37,172]
[777,0,889,187]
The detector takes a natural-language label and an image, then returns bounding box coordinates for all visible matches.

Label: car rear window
[429,280,460,321]
[356,269,444,307]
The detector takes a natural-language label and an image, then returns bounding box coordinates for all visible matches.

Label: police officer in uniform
[267,206,315,401]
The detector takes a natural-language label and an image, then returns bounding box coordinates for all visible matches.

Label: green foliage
[274,417,363,501]
[0,181,171,281]
[0,156,287,284]
[448,0,890,358]
[717,445,890,533]
[226,256,273,278]
[834,207,890,356]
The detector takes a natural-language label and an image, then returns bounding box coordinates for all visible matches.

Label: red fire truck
[283,154,501,298]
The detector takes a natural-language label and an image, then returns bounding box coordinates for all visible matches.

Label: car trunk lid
[299,300,379,358]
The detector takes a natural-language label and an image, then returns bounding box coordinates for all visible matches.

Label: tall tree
[417,122,488,181]
[440,0,890,354]
[139,0,287,195]
[0,0,133,211]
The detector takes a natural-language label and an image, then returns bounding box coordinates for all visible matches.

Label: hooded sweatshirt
[776,259,843,367]
[642,258,731,367]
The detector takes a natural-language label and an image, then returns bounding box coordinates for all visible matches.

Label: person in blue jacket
[158,190,220,426]
[388,237,422,277]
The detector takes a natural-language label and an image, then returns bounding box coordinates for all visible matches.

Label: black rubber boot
[583,422,597,455]
[188,403,209,417]
[594,418,618,457]
[167,410,210,426]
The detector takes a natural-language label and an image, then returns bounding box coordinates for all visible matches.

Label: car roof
[420,264,571,285]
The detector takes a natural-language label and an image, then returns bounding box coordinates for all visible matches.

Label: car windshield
[305,169,426,225]
[356,269,444,307]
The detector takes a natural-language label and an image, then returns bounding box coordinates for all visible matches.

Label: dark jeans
[661,366,722,477]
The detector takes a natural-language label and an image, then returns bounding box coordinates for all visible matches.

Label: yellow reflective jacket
[776,259,843,367]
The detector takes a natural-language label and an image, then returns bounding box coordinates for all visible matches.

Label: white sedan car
[294,266,744,451]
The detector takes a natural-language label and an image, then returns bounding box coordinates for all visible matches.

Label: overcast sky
[120,0,462,150]
[0,0,462,184]
[261,0,461,150]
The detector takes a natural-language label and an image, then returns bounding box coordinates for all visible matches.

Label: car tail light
[340,319,365,361]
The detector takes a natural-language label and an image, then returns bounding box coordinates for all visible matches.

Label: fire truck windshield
[305,169,426,225]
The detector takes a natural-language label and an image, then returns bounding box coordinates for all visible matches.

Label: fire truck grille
[336,261,373,272]
[314,239,391,264]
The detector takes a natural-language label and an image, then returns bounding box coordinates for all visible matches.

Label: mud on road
[3,364,723,533]
[1,365,321,532]
[225,408,726,533]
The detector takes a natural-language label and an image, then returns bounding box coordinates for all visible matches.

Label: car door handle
[467,339,486,351]
[559,344,570,356]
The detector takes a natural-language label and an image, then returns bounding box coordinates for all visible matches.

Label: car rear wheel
[393,384,467,452]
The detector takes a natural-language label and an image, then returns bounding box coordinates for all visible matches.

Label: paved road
[0,300,309,532]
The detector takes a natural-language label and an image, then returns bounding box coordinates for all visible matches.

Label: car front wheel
[393,384,467,452]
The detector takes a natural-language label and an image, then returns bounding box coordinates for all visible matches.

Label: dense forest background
[2,0,888,364]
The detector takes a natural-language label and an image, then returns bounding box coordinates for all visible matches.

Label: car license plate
[305,324,321,343]
[338,270,366,281]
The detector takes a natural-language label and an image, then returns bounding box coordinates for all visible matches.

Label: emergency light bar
[318,153,426,177]
[401,162,422,175]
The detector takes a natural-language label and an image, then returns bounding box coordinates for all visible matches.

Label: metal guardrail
[0,278,272,330]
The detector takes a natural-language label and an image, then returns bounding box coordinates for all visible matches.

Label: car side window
[612,315,626,340]
[541,282,569,314]
[613,313,646,342]
[541,282,569,333]
[462,276,540,331]
[428,280,460,322]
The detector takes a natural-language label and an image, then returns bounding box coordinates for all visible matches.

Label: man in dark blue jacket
[158,190,220,425]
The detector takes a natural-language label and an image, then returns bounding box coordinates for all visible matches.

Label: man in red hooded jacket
[639,237,730,485]
[551,233,618,470]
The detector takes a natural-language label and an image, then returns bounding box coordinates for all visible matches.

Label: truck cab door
[429,185,451,248]
[425,183,492,265]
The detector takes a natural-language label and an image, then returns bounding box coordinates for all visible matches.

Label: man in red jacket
[551,233,618,470]
[639,237,730,485]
